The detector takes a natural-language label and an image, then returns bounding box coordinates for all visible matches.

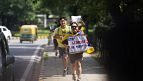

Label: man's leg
[58,47,62,58]
[71,63,77,80]
[54,47,58,56]
[59,47,69,76]
[62,54,69,76]
[53,39,58,56]
[76,61,82,81]
[55,49,58,56]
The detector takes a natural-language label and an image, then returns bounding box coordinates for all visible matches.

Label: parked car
[0,32,15,81]
[0,26,12,40]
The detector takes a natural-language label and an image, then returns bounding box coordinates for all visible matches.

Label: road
[8,39,48,81]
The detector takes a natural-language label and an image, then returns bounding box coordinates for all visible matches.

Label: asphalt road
[8,39,48,81]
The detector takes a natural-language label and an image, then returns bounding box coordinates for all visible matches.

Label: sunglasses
[72,26,77,29]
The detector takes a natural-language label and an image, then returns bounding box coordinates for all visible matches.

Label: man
[53,17,72,76]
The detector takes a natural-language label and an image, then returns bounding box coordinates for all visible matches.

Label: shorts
[69,53,83,64]
[58,47,68,58]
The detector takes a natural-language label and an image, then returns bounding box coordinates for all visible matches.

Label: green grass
[38,30,50,34]
[38,30,50,36]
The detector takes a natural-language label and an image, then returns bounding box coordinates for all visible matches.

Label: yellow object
[20,25,38,43]
[63,33,73,40]
[86,47,95,54]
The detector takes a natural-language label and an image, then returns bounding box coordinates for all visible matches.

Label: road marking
[9,46,37,49]
[20,46,44,81]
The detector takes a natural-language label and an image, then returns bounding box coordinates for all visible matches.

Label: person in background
[53,17,72,76]
[52,29,58,56]
[47,25,55,45]
[52,22,59,56]
[78,19,86,33]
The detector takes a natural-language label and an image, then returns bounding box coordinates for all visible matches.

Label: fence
[94,26,111,64]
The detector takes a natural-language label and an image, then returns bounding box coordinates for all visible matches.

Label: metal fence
[94,26,111,64]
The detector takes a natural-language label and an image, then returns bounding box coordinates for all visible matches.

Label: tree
[0,0,42,30]
[102,1,143,81]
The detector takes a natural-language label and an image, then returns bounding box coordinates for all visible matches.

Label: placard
[68,35,88,54]
[71,16,82,22]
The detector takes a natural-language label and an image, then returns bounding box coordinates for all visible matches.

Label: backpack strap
[68,26,73,34]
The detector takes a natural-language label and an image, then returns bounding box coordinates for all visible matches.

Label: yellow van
[20,25,38,43]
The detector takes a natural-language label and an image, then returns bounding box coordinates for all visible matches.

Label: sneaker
[55,51,58,56]
[63,69,67,76]
[59,55,61,58]
[77,78,81,81]
[72,74,76,80]
[77,76,81,81]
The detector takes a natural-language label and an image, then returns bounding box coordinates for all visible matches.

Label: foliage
[107,0,143,25]
[0,0,109,30]
[0,0,143,32]
[40,0,108,24]
[0,0,42,30]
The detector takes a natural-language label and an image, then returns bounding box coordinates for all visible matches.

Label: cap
[72,23,77,27]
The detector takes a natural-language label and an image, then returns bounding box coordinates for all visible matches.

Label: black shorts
[69,53,83,64]
[58,47,68,57]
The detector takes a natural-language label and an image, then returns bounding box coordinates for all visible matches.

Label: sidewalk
[38,45,108,81]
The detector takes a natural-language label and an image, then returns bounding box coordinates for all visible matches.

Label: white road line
[9,47,37,49]
[20,46,43,81]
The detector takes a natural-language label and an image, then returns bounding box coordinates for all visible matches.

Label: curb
[29,45,46,81]
[11,37,20,40]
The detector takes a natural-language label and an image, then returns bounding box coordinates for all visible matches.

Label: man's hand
[63,44,69,48]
